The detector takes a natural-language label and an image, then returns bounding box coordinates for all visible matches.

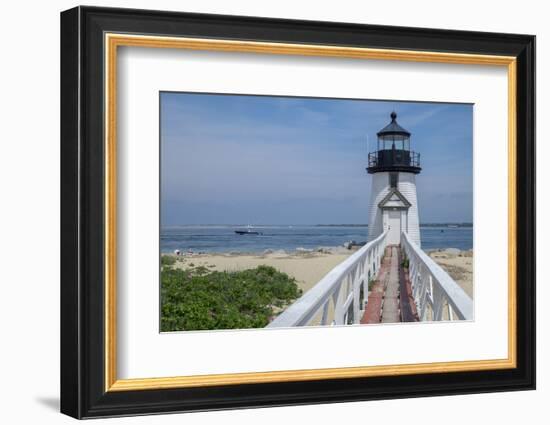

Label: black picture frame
[60,5,535,419]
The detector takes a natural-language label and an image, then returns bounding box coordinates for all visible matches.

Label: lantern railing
[368,149,421,168]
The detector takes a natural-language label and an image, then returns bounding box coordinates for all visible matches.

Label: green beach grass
[161,260,302,332]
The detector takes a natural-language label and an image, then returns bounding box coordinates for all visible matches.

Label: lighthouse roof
[378,188,412,209]
[377,111,411,137]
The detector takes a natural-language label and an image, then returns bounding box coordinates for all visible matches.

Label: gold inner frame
[104,33,517,392]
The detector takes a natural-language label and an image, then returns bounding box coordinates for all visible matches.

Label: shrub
[161,265,302,332]
[368,278,376,291]
[161,255,176,267]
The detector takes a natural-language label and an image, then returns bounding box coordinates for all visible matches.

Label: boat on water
[234,225,263,235]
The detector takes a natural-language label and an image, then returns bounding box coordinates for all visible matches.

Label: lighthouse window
[396,138,403,150]
[390,172,398,188]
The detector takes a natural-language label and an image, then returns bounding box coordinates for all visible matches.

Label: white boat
[234,225,263,235]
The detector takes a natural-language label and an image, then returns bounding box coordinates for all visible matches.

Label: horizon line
[161,222,474,227]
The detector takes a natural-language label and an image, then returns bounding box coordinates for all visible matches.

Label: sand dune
[428,249,474,298]
[168,250,352,294]
[165,247,473,299]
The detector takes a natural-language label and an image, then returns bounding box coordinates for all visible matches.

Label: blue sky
[161,92,472,225]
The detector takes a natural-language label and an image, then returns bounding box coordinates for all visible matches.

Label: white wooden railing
[268,231,388,328]
[400,231,473,321]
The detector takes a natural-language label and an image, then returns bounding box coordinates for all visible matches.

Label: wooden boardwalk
[381,246,400,323]
[361,245,419,324]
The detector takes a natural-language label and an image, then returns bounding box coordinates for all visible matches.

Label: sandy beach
[162,246,473,328]
[167,249,353,295]
[428,249,474,298]
[164,247,473,298]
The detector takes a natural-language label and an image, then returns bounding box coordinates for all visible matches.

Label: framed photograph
[60,6,535,419]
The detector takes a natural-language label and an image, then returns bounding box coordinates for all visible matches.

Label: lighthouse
[367,112,422,247]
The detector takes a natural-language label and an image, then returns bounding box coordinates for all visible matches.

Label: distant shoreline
[162,223,473,228]
[160,225,473,253]
[162,245,473,256]
[316,223,473,228]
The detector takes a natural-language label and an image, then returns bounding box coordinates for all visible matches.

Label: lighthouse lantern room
[367,112,422,247]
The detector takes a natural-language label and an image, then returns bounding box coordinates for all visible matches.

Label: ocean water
[160,225,473,254]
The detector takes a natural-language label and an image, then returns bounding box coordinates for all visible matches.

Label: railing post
[321,301,329,325]
[333,281,344,325]
[447,302,455,321]
[353,274,360,324]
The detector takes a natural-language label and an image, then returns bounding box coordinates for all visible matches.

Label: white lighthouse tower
[367,112,422,247]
